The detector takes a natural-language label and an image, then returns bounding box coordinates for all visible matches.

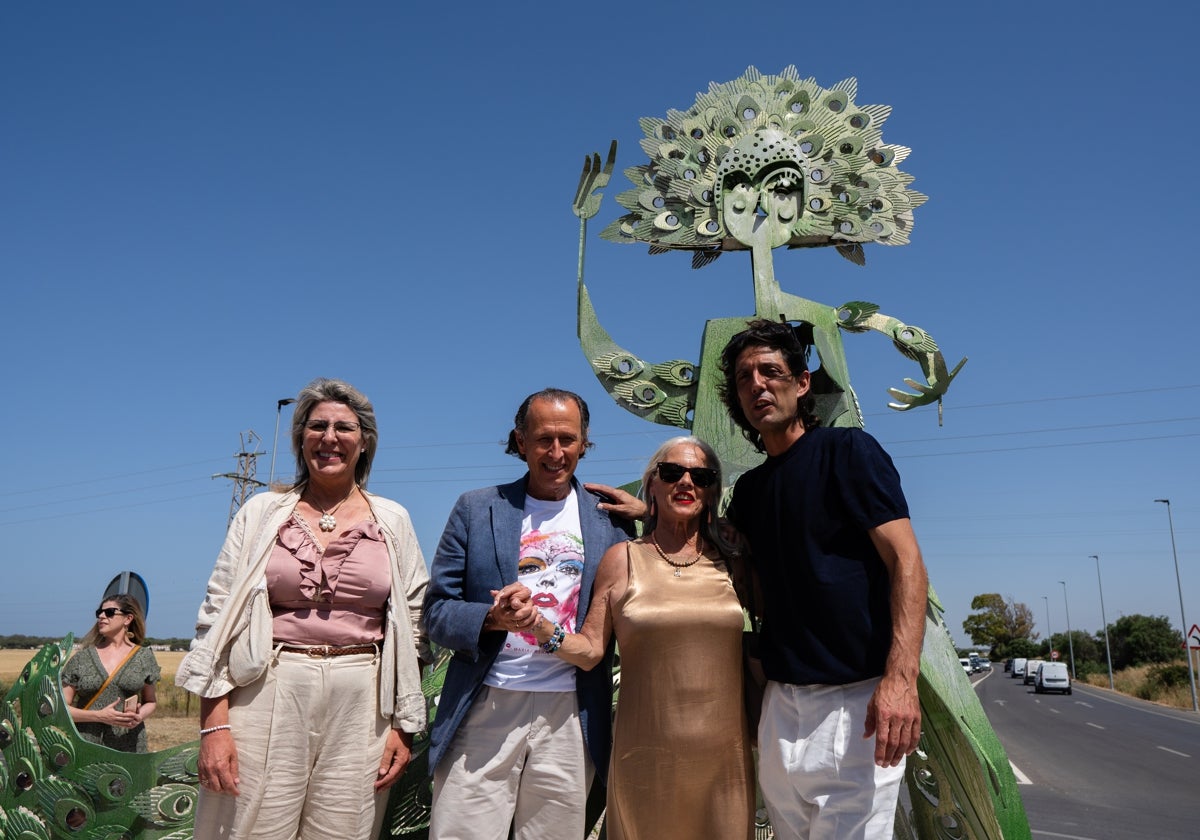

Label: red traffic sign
[1183,624,1200,650]
[1050,650,1060,661]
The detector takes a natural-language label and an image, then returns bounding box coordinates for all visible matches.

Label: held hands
[862,674,922,767]
[486,584,538,633]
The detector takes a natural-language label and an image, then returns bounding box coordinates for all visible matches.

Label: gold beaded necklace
[650,532,704,577]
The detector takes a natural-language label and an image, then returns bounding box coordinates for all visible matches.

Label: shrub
[1147,663,1191,690]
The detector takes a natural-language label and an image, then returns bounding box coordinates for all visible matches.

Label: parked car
[959,657,973,675]
[1024,659,1045,685]
[1035,661,1072,694]
[1012,657,1027,679]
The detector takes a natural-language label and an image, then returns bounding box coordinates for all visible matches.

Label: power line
[0,457,230,498]
[890,431,1200,459]
[0,490,224,527]
[0,476,213,515]
[863,383,1200,417]
[884,416,1200,446]
[3,384,1196,524]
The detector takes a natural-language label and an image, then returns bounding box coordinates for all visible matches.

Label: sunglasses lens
[96,608,121,618]
[657,463,717,488]
[657,463,684,482]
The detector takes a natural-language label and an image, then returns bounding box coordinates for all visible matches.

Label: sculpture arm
[836,302,967,412]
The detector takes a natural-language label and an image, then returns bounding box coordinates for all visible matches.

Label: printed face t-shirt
[484,487,584,692]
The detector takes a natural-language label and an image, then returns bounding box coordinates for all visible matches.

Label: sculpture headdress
[601,67,927,268]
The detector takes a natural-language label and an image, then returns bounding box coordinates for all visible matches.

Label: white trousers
[758,678,906,840]
[193,650,390,840]
[429,686,592,840]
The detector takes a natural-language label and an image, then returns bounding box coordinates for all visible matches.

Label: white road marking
[1086,722,1105,730]
[1075,701,1093,708]
[1157,745,1190,758]
[1050,708,1060,714]
[1032,830,1105,838]
[993,699,1007,706]
[1009,759,1032,785]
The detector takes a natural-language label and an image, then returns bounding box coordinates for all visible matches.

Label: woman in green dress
[61,593,160,752]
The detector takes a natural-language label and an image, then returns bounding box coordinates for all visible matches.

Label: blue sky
[3,2,1197,651]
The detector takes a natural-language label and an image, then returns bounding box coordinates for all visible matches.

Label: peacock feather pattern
[0,639,482,839]
[601,67,926,266]
[0,636,202,839]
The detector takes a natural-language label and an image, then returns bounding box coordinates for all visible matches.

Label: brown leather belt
[277,644,377,657]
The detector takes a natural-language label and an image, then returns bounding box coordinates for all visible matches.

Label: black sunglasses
[656,462,718,489]
[95,607,126,619]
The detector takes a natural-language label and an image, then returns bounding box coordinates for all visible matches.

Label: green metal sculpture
[1,638,452,839]
[1,636,201,840]
[574,66,1029,839]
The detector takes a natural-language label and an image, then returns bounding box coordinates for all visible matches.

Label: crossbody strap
[81,645,141,710]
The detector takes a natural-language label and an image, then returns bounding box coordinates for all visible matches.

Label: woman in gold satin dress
[522,435,755,840]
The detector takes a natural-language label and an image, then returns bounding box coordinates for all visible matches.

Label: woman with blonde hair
[177,377,429,840]
[62,593,159,753]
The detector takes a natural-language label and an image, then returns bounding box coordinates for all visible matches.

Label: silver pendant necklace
[313,486,358,532]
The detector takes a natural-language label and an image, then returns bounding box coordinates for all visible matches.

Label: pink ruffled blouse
[266,514,390,646]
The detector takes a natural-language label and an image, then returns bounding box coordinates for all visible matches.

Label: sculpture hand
[888,352,967,411]
[573,140,617,220]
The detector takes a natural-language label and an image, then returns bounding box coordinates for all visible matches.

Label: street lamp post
[269,398,297,487]
[1043,595,1053,658]
[1059,580,1076,679]
[1090,554,1114,691]
[1154,499,1198,713]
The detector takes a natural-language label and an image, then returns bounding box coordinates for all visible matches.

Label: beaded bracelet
[541,623,566,654]
[200,724,232,736]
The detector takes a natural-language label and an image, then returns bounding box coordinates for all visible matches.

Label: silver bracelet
[199,724,232,736]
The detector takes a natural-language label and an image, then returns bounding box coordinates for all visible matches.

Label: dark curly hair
[719,319,820,452]
[504,388,594,461]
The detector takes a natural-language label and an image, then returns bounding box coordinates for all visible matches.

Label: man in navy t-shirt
[720,319,928,840]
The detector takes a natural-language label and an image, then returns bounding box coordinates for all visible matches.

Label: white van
[1035,661,1072,695]
[1012,657,1027,679]
[1023,659,1045,685]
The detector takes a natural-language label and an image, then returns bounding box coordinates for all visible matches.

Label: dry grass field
[2,647,200,750]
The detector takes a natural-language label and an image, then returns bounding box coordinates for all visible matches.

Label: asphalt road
[972,668,1200,838]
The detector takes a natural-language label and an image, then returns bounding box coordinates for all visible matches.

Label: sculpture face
[718,129,806,250]
[722,166,805,249]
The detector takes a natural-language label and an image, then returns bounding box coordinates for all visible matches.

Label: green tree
[962,594,1037,656]
[1107,614,1184,669]
[1001,638,1040,660]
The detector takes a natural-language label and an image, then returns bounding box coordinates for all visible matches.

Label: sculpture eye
[653,211,682,231]
[614,380,668,408]
[651,361,697,387]
[595,352,645,380]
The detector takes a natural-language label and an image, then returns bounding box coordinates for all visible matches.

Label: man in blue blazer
[424,388,639,840]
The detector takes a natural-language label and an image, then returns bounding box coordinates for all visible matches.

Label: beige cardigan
[175,488,430,733]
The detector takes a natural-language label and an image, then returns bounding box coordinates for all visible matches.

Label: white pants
[430,686,592,840]
[193,650,390,840]
[758,678,905,840]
